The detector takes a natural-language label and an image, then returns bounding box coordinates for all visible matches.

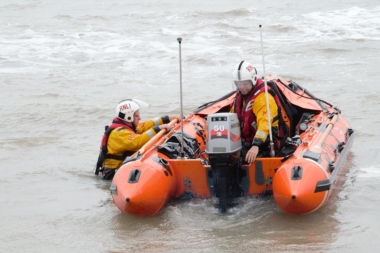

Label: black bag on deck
[158,132,200,159]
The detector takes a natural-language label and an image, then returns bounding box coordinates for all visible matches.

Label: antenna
[177,37,185,158]
[259,25,275,157]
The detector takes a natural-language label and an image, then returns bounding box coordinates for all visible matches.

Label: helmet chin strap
[127,119,136,129]
[122,118,135,129]
[132,121,137,129]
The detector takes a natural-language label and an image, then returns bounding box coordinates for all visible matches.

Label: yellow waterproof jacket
[231,91,279,145]
[104,116,169,169]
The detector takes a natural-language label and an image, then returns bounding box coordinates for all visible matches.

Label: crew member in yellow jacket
[230,61,281,164]
[95,98,181,179]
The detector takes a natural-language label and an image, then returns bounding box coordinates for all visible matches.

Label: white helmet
[116,99,149,122]
[231,60,257,86]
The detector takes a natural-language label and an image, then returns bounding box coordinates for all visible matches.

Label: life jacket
[234,79,289,150]
[95,117,136,176]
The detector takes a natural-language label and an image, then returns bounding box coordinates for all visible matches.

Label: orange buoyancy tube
[111,154,177,215]
[273,111,354,214]
[111,114,208,215]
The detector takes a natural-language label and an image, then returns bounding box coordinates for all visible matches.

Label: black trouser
[102,168,116,180]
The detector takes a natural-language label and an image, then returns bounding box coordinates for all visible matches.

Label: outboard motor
[206,113,243,212]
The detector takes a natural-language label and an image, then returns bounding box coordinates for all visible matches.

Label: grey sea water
[1,0,380,252]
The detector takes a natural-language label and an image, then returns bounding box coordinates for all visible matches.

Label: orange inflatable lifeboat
[110,77,354,215]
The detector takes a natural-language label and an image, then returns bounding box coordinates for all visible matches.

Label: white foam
[302,7,380,41]
[358,167,380,178]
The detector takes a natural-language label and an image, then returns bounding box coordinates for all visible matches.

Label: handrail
[309,115,338,154]
[138,119,178,155]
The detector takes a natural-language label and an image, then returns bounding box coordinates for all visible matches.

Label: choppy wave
[222,7,258,16]
[301,7,380,41]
